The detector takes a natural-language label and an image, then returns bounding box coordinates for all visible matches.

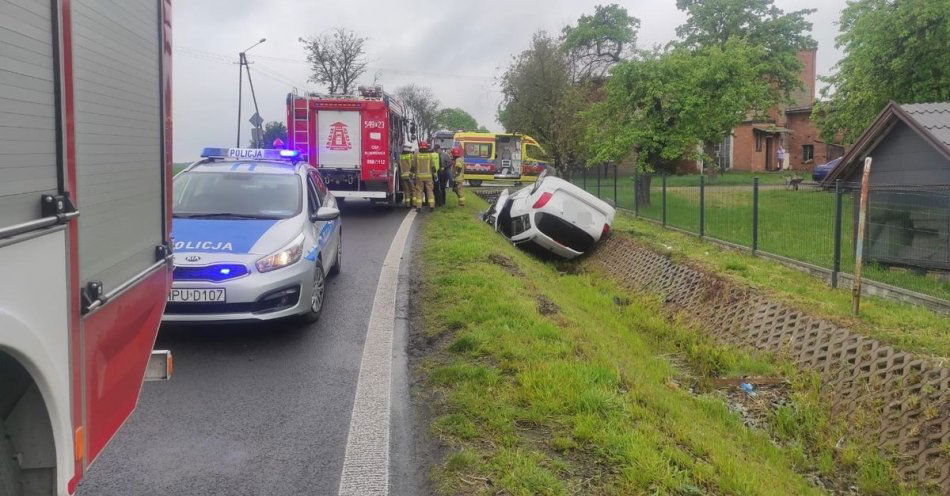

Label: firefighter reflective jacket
[414,152,439,176]
[398,152,415,178]
[452,157,465,181]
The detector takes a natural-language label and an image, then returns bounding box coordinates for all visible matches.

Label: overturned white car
[483,170,616,259]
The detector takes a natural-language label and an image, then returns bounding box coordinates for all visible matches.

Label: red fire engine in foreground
[287,87,415,205]
[0,1,173,494]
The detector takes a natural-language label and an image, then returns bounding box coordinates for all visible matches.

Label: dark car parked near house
[811,157,842,182]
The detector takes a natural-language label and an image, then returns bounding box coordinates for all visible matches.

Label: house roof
[822,101,950,184]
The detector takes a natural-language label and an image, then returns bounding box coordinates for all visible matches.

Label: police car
[164,147,342,323]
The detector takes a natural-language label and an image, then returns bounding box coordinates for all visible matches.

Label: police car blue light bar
[201,147,301,161]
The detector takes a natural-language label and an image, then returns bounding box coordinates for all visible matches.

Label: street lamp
[236,38,267,147]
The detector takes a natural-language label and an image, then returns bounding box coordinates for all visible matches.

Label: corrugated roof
[901,102,950,147]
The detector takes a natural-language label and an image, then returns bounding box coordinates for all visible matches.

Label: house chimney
[794,48,817,107]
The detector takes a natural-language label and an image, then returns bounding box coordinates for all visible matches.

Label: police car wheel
[300,263,326,323]
[329,237,342,277]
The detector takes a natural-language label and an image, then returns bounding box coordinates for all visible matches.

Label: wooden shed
[824,102,950,271]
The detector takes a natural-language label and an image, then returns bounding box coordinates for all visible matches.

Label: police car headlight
[256,235,304,273]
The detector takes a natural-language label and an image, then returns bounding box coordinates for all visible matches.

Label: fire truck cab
[0,1,173,494]
[286,86,414,205]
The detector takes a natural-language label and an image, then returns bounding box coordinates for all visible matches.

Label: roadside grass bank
[611,213,950,360]
[415,194,921,495]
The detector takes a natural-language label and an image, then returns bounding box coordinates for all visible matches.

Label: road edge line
[337,209,416,496]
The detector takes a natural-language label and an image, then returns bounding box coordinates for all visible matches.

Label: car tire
[469,180,482,187]
[329,236,342,277]
[300,262,326,324]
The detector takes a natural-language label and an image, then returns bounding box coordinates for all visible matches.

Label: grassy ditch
[611,214,950,360]
[416,195,926,495]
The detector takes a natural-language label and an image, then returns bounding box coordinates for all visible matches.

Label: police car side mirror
[313,206,340,221]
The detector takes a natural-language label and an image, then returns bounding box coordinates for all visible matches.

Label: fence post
[597,164,602,199]
[752,177,759,254]
[699,175,705,237]
[662,174,667,226]
[633,169,639,217]
[613,165,618,206]
[832,179,843,288]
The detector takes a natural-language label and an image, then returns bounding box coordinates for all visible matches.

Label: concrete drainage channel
[585,235,949,491]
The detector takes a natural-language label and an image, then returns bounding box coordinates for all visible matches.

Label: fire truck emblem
[326,122,352,151]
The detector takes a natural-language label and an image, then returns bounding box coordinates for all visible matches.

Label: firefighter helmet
[451,147,462,158]
[402,144,412,152]
[418,140,429,151]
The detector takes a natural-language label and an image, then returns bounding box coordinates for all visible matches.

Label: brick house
[717,49,845,172]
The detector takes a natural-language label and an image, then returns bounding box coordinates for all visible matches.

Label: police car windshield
[173,171,301,220]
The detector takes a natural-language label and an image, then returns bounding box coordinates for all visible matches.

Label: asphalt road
[77,202,414,496]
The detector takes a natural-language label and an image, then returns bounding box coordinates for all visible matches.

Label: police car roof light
[200,147,300,162]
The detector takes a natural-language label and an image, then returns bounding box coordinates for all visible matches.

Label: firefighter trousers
[400,177,414,207]
[453,182,466,206]
[415,178,435,209]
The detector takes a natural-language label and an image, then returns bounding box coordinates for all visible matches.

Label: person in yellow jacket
[398,145,415,208]
[450,147,466,206]
[413,141,437,211]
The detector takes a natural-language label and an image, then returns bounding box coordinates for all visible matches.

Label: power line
[178,47,494,82]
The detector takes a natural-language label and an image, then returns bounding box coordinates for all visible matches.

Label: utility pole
[236,38,266,147]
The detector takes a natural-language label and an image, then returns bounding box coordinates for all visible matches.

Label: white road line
[338,210,416,496]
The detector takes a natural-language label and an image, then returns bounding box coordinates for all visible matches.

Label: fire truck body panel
[287,92,408,203]
[0,0,173,494]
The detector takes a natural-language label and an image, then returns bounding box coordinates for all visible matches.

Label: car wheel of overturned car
[300,262,326,323]
[329,236,342,277]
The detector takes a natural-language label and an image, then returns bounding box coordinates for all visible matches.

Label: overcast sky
[172,0,848,161]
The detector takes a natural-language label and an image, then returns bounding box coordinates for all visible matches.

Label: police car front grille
[165,302,256,315]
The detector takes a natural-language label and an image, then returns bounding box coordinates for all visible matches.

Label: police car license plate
[168,288,226,303]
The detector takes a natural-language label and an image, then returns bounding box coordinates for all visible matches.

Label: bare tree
[394,84,440,139]
[299,28,368,94]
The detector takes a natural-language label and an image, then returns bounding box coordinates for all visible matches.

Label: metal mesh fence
[568,167,950,303]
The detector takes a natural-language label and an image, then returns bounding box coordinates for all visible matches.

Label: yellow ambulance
[454,132,550,186]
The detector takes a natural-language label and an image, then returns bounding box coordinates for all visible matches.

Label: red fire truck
[0,1,173,494]
[286,87,415,205]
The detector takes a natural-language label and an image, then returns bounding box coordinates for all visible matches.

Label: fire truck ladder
[292,93,311,162]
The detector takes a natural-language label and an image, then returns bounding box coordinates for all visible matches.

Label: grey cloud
[172,0,847,161]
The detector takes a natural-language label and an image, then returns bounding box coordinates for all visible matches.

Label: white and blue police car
[163,147,342,324]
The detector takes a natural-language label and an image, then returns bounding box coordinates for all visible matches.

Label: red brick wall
[732,124,773,172]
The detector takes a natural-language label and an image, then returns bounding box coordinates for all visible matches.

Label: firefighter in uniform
[398,145,415,208]
[414,141,437,210]
[451,146,466,206]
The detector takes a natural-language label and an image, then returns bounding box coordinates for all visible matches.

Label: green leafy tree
[675,0,816,100]
[433,108,479,132]
[587,40,774,176]
[498,32,588,176]
[561,4,640,82]
[814,0,950,143]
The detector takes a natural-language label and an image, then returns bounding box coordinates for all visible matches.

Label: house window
[802,144,814,163]
[755,131,762,152]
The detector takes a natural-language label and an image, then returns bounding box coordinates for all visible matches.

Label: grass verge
[416,194,926,495]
